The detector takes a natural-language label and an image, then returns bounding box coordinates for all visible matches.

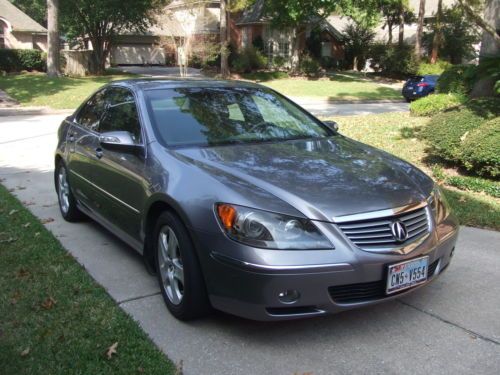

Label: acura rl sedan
[54,79,459,321]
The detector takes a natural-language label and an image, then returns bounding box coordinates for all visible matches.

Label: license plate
[386,256,429,294]
[407,86,414,90]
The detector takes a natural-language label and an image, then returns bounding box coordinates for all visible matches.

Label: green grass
[0,184,175,374]
[0,72,134,109]
[243,72,401,100]
[330,112,500,230]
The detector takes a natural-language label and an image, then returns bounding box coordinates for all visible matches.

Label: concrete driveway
[1,114,499,375]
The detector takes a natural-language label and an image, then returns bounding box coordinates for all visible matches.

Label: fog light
[278,289,300,304]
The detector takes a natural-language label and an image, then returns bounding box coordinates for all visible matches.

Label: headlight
[215,203,333,250]
[428,185,450,222]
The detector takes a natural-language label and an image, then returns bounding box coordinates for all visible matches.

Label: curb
[0,107,73,117]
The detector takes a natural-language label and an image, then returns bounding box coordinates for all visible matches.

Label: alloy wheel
[157,225,184,305]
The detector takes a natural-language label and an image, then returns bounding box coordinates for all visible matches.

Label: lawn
[329,112,500,230]
[242,72,402,101]
[0,184,176,374]
[0,72,133,109]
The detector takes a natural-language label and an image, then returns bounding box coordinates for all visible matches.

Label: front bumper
[193,215,459,321]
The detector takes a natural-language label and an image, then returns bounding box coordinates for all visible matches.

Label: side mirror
[99,131,143,154]
[323,120,339,132]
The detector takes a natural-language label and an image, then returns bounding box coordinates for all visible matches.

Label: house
[235,0,345,66]
[328,0,458,45]
[109,0,221,66]
[0,0,47,51]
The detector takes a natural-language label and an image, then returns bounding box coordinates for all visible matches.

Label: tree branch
[457,0,500,43]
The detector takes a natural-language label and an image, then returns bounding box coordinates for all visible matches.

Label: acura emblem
[391,221,408,242]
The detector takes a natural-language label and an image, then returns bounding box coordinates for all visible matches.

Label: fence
[61,50,94,76]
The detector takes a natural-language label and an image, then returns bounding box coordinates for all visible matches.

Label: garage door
[111,45,166,65]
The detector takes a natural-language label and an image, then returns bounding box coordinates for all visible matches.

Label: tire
[154,211,211,320]
[55,161,84,222]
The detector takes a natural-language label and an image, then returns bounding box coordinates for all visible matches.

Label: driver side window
[75,89,107,132]
[98,88,142,144]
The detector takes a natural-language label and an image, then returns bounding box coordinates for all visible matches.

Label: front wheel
[56,162,83,222]
[154,211,211,320]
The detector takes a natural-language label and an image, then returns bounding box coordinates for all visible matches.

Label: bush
[460,118,500,178]
[417,60,452,75]
[410,93,466,117]
[436,64,477,95]
[272,56,287,70]
[423,108,485,162]
[0,48,46,72]
[230,46,268,73]
[298,54,321,77]
[369,44,418,76]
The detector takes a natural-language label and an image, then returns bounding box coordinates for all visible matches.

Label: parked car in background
[54,79,459,321]
[402,75,439,102]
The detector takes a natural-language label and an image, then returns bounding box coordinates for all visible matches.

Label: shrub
[423,108,485,162]
[417,60,452,75]
[410,93,466,117]
[230,46,268,73]
[460,118,500,178]
[369,44,418,76]
[0,48,46,72]
[272,56,287,70]
[464,97,500,118]
[436,64,477,95]
[298,54,321,77]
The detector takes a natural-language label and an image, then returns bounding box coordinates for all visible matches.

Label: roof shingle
[0,0,47,33]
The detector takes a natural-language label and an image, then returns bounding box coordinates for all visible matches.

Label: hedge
[410,93,466,117]
[436,64,477,95]
[461,118,500,178]
[0,48,46,72]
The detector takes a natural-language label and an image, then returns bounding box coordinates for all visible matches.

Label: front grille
[329,259,440,304]
[338,206,430,251]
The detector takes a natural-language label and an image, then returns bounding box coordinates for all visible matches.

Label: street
[1,113,499,375]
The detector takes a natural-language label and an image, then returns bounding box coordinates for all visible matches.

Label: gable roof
[0,0,47,33]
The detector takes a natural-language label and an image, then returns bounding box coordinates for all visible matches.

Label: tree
[60,0,169,75]
[10,0,46,26]
[430,0,443,63]
[379,0,414,45]
[220,0,229,77]
[46,0,60,77]
[457,0,500,44]
[343,21,376,70]
[415,0,425,57]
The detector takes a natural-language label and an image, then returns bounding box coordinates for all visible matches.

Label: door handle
[95,148,103,159]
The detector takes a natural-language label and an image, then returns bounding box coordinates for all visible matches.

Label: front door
[91,87,147,241]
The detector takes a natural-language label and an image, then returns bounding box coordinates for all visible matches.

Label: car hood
[173,136,434,221]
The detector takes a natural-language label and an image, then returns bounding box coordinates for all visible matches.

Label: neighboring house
[110,0,221,66]
[328,0,458,45]
[0,0,47,51]
[236,0,345,66]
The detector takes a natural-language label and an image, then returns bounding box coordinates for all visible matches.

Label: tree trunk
[387,21,393,45]
[398,13,405,46]
[89,37,107,75]
[47,0,60,77]
[430,0,443,63]
[471,0,500,97]
[220,0,229,78]
[415,0,426,58]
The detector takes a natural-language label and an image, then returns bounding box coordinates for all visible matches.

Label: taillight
[417,82,429,87]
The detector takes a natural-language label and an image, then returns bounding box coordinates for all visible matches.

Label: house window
[267,41,290,60]
[278,42,290,57]
[0,20,6,49]
[241,27,250,48]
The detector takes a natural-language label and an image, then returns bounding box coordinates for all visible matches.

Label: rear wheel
[154,211,210,320]
[56,162,83,222]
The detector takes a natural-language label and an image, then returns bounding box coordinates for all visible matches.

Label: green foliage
[476,56,500,96]
[306,28,323,60]
[410,93,466,117]
[252,36,265,52]
[343,21,376,70]
[0,49,45,72]
[10,0,46,26]
[272,56,287,69]
[231,46,268,73]
[241,71,289,82]
[461,118,500,178]
[417,60,452,75]
[298,54,321,77]
[445,175,500,198]
[423,108,485,162]
[423,4,481,64]
[369,44,418,76]
[436,64,478,95]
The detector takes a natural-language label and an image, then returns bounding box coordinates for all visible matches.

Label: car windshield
[144,87,331,147]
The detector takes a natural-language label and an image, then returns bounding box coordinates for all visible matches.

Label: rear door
[91,87,147,240]
[67,89,107,211]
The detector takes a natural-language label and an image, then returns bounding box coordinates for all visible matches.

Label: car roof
[108,78,264,91]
